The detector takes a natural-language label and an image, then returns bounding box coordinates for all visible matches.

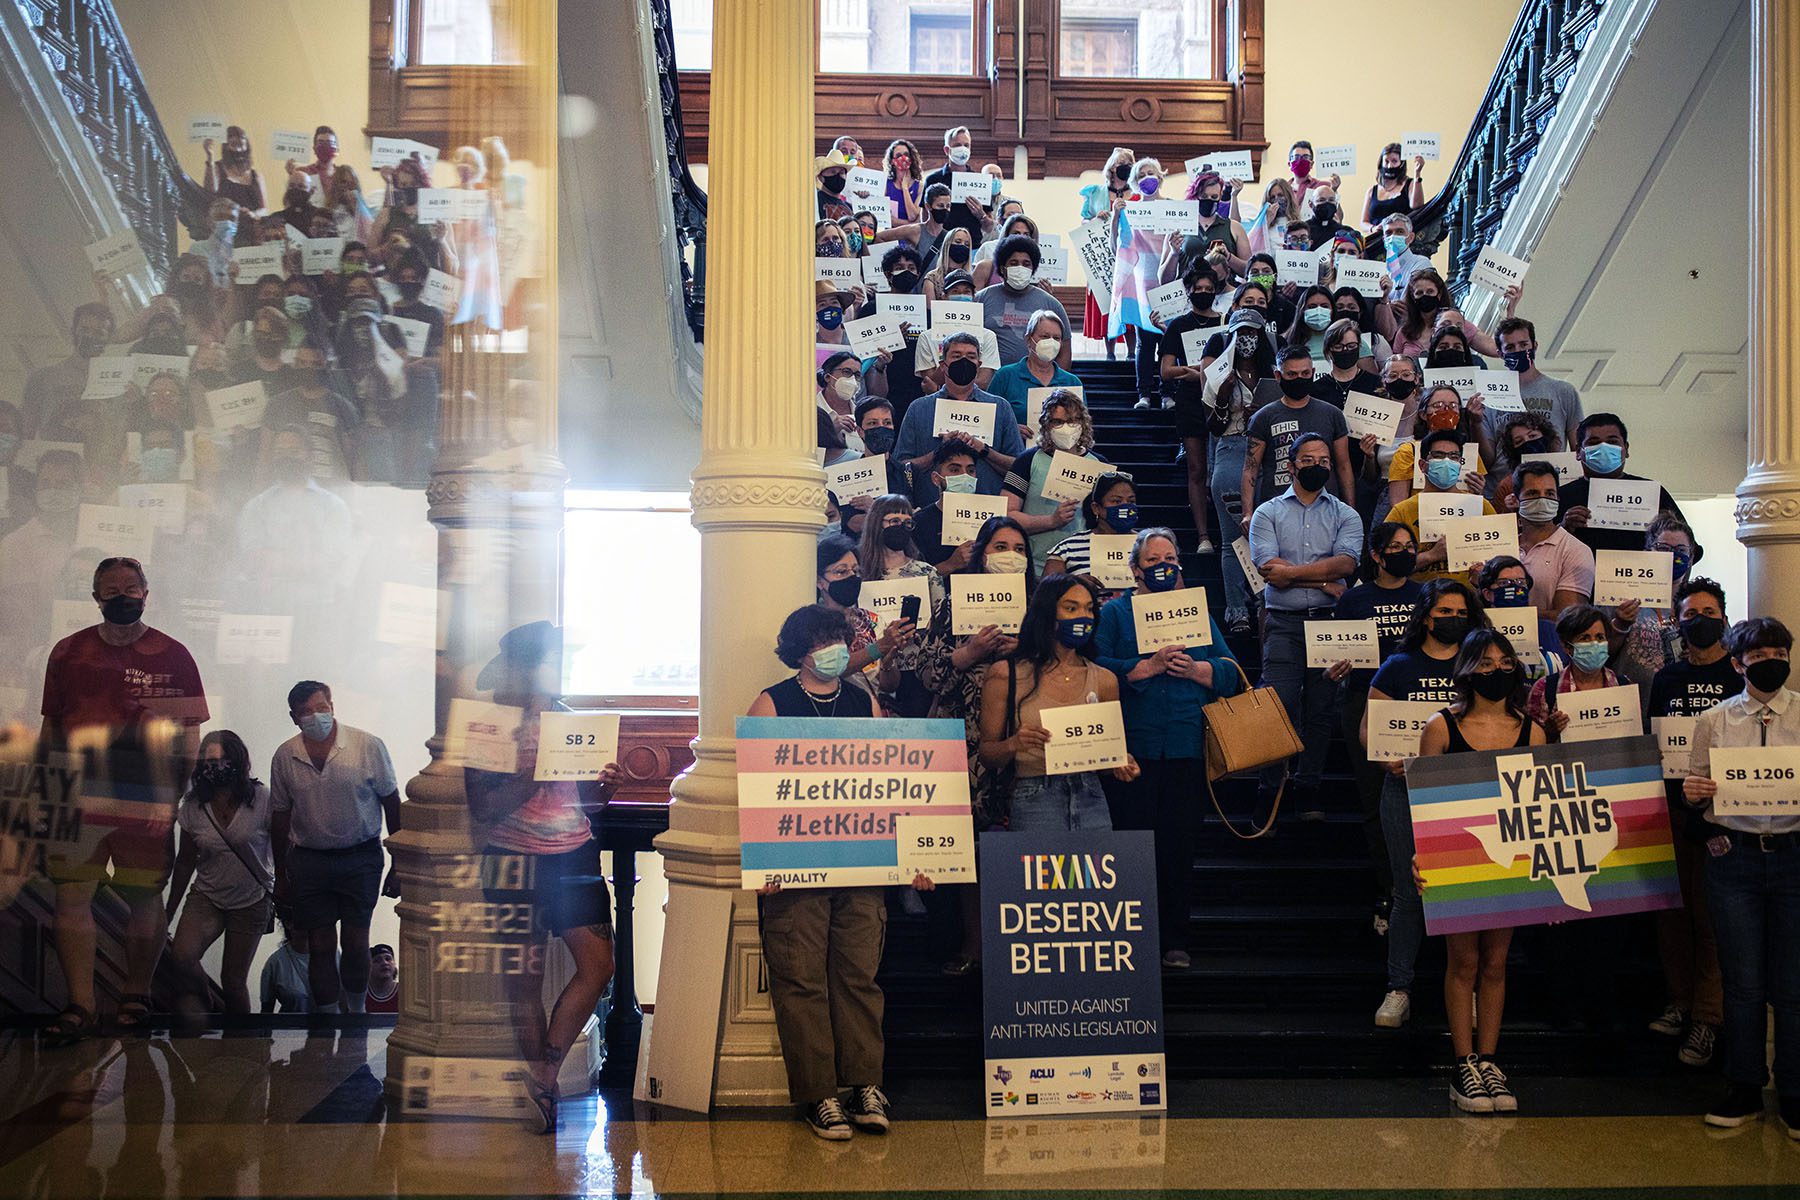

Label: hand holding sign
[1041,701,1128,775]
[1471,245,1529,294]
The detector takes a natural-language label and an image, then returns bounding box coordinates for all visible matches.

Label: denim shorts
[1007,773,1114,832]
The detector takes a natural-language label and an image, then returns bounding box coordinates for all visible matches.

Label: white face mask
[1004,265,1034,290]
[947,145,971,166]
[1049,424,1081,451]
[984,549,1027,575]
[831,376,858,402]
[1032,337,1061,362]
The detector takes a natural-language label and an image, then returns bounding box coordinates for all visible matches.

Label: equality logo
[1469,754,1618,910]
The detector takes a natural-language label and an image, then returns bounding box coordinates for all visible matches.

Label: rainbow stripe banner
[736,716,972,889]
[1407,735,1681,935]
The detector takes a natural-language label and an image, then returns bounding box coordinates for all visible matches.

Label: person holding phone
[462,622,622,1134]
[748,605,932,1141]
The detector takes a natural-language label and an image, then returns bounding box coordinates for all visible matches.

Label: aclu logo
[1139,1082,1161,1105]
[1028,1068,1055,1080]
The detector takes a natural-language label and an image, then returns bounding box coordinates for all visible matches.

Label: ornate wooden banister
[1411,0,1610,301]
[11,0,212,282]
[650,0,709,343]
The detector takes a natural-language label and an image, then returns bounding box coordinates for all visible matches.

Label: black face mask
[1312,203,1337,223]
[1412,292,1442,314]
[1294,463,1331,492]
[1382,549,1417,577]
[930,207,950,223]
[196,759,240,788]
[825,577,862,606]
[1329,346,1360,370]
[1191,291,1215,311]
[1279,376,1312,400]
[1745,658,1790,693]
[889,270,920,294]
[101,595,145,626]
[1113,165,1130,181]
[880,524,912,551]
[1382,165,1405,180]
[1515,437,1550,458]
[1429,349,1469,368]
[1431,615,1471,645]
[1471,668,1518,702]
[1385,377,1417,401]
[1680,614,1725,650]
[948,242,972,265]
[821,174,847,195]
[862,427,897,456]
[946,358,979,386]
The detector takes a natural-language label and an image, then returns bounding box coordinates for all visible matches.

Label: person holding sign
[1331,522,1425,918]
[1475,556,1566,678]
[1094,529,1242,969]
[1156,263,1228,548]
[1047,472,1138,589]
[1107,159,1181,411]
[979,574,1137,833]
[1416,629,1546,1113]
[815,534,908,693]
[857,496,939,716]
[1364,578,1488,1028]
[1364,355,1423,525]
[1610,514,1703,699]
[1388,429,1498,584]
[1488,413,1563,512]
[1387,385,1493,510]
[1377,266,1516,361]
[985,311,1081,427]
[1680,617,1800,1134]
[23,303,114,441]
[1558,413,1688,556]
[1490,317,1584,449]
[1003,389,1107,569]
[978,235,1072,371]
[1511,460,1596,613]
[202,126,266,214]
[1525,605,1624,739]
[853,246,929,416]
[911,442,985,568]
[1248,433,1362,822]
[747,605,925,1141]
[891,333,1025,501]
[1175,170,1248,279]
[1645,576,1737,1068]
[1361,142,1426,227]
[1243,347,1355,516]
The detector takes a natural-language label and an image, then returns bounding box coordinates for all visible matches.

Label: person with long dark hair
[165,730,273,1016]
[978,573,1137,832]
[1417,629,1545,1113]
[1363,578,1488,1029]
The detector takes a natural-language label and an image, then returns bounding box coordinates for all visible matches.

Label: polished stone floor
[1,1028,1797,1198]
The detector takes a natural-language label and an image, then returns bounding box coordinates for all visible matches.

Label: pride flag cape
[1407,735,1681,935]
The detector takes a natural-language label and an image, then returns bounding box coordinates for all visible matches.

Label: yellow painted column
[1737,0,1800,624]
[651,0,824,1105]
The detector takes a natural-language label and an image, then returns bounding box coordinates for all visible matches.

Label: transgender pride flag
[1407,735,1682,936]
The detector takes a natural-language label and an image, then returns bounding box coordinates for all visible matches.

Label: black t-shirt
[1558,473,1686,555]
[1647,655,1742,718]
[913,502,952,565]
[1161,310,1226,422]
[1335,579,1425,690]
[762,676,875,718]
[1369,647,1460,704]
[1311,370,1383,475]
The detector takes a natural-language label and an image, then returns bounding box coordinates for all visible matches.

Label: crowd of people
[795,128,1795,1139]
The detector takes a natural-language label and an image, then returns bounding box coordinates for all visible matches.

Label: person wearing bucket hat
[463,620,622,1135]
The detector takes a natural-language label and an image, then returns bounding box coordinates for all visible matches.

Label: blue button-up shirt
[1247,487,1363,612]
[893,384,1028,501]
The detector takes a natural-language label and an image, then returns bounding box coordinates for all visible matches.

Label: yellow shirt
[1387,439,1489,498]
[1388,492,1498,585]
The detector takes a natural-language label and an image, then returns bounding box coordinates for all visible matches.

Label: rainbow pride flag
[1407,735,1681,935]
[736,716,971,889]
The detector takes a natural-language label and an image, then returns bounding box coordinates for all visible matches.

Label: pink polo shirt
[1519,524,1595,614]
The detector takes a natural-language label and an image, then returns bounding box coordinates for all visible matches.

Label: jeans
[1705,832,1800,1098]
[1256,611,1338,795]
[1135,330,1166,401]
[1341,686,1391,900]
[1381,773,1424,992]
[1107,757,1201,953]
[1008,773,1114,832]
[1209,433,1251,623]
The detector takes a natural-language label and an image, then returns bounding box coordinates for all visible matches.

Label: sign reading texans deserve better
[735,717,974,888]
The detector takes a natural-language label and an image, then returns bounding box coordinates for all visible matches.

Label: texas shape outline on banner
[1467,753,1620,911]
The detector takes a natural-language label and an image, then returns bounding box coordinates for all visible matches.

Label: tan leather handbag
[1202,657,1302,840]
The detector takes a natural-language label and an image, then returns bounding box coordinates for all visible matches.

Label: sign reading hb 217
[981,830,1165,1117]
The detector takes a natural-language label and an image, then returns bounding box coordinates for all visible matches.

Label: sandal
[525,1078,558,1135]
[113,993,153,1034]
[940,956,981,978]
[43,1003,96,1048]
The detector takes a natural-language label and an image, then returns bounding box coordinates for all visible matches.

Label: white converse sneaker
[1374,990,1411,1029]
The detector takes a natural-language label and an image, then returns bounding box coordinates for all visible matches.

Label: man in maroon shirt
[39,557,208,1043]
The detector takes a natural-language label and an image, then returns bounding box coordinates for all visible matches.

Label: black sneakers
[805,1097,853,1140]
[1451,1055,1494,1113]
[1478,1059,1518,1113]
[1703,1085,1765,1129]
[845,1084,892,1133]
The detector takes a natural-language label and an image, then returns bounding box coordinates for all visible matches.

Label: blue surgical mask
[139,447,180,482]
[284,295,314,320]
[299,712,335,741]
[1490,581,1530,608]
[1141,562,1179,593]
[213,219,236,241]
[1383,234,1408,258]
[1103,503,1138,532]
[1425,458,1463,490]
[1583,442,1624,474]
[1056,617,1095,648]
[817,307,844,331]
[809,644,850,679]
[1571,641,1611,672]
[940,473,978,494]
[1303,307,1331,330]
